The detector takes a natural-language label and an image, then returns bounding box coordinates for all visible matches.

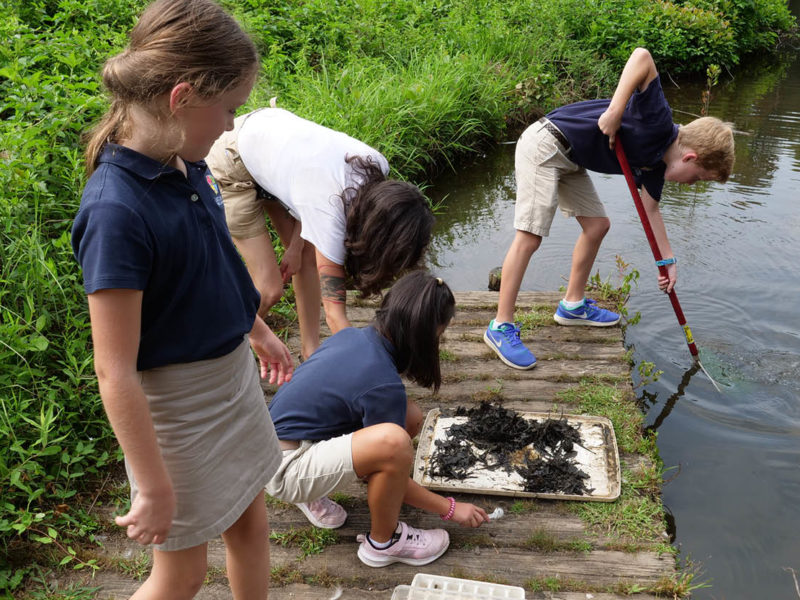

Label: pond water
[425,32,800,600]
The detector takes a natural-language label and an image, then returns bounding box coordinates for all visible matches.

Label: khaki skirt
[128,337,280,551]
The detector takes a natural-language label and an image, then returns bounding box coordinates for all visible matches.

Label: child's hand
[279,239,304,284]
[598,107,623,149]
[250,322,294,385]
[658,263,677,293]
[452,502,490,528]
[115,487,175,546]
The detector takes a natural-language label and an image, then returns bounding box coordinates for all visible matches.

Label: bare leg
[495,230,542,324]
[130,544,208,600]
[232,233,284,320]
[352,424,414,542]
[265,204,321,359]
[564,216,611,302]
[405,399,424,439]
[222,491,270,600]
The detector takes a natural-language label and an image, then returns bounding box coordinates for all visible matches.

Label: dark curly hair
[374,270,455,392]
[342,156,434,297]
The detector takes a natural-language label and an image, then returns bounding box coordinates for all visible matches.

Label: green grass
[573,484,665,543]
[522,529,593,553]
[439,348,459,362]
[111,550,150,581]
[269,526,338,559]
[554,379,669,547]
[558,380,648,454]
[515,304,555,330]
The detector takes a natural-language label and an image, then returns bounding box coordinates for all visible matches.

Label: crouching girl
[265,271,488,567]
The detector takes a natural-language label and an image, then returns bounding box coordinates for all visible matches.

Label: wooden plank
[440,358,629,380]
[441,338,626,360]
[83,571,663,600]
[405,380,575,404]
[287,547,674,589]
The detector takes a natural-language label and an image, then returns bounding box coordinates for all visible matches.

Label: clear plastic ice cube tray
[391,574,526,600]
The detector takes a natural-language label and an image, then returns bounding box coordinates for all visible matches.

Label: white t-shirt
[236,108,389,265]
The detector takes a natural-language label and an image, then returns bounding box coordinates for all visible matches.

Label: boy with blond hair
[486,47,734,370]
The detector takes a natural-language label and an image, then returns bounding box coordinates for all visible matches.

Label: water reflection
[645,361,704,433]
[426,48,800,600]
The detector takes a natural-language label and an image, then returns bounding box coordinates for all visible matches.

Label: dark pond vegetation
[2,0,797,595]
[429,402,590,496]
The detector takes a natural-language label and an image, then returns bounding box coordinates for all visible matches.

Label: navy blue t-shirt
[72,144,260,371]
[269,326,407,441]
[547,75,678,200]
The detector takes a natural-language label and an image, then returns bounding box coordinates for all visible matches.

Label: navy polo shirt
[72,144,260,371]
[547,75,679,200]
[268,326,407,441]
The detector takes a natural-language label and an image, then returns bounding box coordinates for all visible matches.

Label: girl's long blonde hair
[85,0,258,174]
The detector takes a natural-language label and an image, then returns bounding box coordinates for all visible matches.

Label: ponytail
[85,100,129,175]
[84,0,258,174]
[374,271,455,392]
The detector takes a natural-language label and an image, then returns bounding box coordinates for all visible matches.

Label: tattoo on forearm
[320,274,346,305]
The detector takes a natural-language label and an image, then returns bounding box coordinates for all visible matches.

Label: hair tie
[436,277,443,286]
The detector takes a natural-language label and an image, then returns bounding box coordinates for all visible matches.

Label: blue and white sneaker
[484,321,537,370]
[554,299,620,327]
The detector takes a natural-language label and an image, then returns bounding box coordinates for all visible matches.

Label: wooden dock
[83,292,677,599]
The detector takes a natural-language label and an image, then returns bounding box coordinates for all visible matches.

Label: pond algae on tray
[414,403,621,501]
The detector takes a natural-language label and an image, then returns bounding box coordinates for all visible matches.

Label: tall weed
[557,0,796,73]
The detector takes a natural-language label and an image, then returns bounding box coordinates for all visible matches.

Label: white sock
[367,523,401,549]
[367,534,393,549]
[561,298,585,310]
[490,319,511,330]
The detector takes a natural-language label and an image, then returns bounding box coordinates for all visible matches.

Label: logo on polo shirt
[206,173,223,207]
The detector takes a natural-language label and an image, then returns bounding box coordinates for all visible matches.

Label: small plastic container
[391,574,526,600]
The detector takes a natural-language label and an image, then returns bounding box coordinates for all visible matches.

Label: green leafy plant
[269,526,338,558]
[636,360,664,389]
[701,63,722,115]
[585,255,641,325]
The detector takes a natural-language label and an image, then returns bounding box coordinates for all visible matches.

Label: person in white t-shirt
[206,107,434,359]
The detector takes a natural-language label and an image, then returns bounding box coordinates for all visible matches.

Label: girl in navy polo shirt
[71,1,292,597]
[265,271,489,568]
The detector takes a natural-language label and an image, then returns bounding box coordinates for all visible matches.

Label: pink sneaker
[356,521,450,567]
[296,497,347,529]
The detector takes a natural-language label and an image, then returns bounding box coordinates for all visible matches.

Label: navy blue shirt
[72,144,260,371]
[269,326,407,441]
[547,76,678,200]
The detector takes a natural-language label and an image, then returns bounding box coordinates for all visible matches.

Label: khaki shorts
[205,113,270,240]
[514,119,606,237]
[264,434,360,504]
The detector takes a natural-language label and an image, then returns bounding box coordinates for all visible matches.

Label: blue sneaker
[554,299,620,327]
[484,321,537,370]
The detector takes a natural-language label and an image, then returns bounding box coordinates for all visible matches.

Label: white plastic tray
[391,573,526,600]
[413,408,620,502]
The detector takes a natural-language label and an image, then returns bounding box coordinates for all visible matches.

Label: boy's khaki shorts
[514,119,606,237]
[205,118,270,240]
[264,434,360,504]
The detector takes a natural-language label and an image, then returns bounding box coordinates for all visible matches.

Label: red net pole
[614,139,699,357]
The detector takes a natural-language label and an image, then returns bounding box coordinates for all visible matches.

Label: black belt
[538,117,571,154]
